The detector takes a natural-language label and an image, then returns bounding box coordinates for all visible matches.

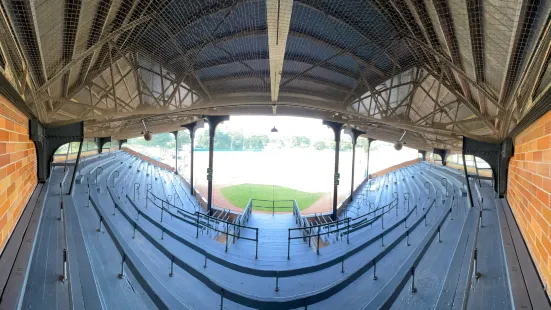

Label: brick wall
[0,95,37,253]
[508,109,551,298]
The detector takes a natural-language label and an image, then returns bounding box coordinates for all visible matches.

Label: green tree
[214,131,231,149]
[178,130,191,144]
[313,141,326,150]
[340,140,353,151]
[195,131,209,149]
[292,136,311,148]
[229,131,244,150]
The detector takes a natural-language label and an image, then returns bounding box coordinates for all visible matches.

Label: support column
[95,137,111,154]
[171,131,178,174]
[205,116,229,215]
[348,129,365,201]
[433,148,449,166]
[118,139,127,150]
[182,121,203,195]
[418,150,426,161]
[366,138,375,182]
[69,140,83,195]
[30,120,84,182]
[462,136,513,198]
[323,120,344,220]
[462,153,474,208]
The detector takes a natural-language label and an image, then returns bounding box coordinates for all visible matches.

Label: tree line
[127,130,380,152]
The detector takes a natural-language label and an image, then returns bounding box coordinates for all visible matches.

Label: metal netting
[0,0,548,147]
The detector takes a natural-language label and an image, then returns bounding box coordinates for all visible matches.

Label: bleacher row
[20,150,522,309]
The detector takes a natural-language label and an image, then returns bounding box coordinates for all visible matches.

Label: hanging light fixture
[142,119,153,141]
[270,103,278,133]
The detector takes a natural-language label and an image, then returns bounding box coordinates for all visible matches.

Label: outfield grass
[220,184,322,211]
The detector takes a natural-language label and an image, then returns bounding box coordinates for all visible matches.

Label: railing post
[225,222,229,252]
[346,218,350,244]
[287,229,291,260]
[169,255,174,277]
[474,248,481,279]
[132,223,137,239]
[336,220,339,241]
[160,201,164,223]
[479,210,483,229]
[118,253,126,279]
[373,259,377,280]
[220,289,224,310]
[59,184,64,221]
[438,225,441,242]
[97,215,103,232]
[60,248,67,282]
[255,229,259,259]
[410,265,417,293]
[317,226,321,255]
[406,230,410,246]
[275,271,280,292]
[196,213,200,238]
[341,256,345,273]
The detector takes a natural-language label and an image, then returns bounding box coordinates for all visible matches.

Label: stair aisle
[466,180,512,309]
[69,156,156,309]
[390,180,471,309]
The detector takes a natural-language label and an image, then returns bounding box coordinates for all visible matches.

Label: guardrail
[231,199,253,244]
[142,187,260,257]
[250,199,295,216]
[288,216,351,258]
[287,196,399,258]
[88,162,447,308]
[195,211,259,257]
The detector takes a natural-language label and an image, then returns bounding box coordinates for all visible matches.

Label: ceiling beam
[431,0,476,114]
[497,0,540,108]
[202,71,351,93]
[76,0,115,90]
[35,14,153,93]
[297,0,401,68]
[61,0,83,98]
[269,0,292,102]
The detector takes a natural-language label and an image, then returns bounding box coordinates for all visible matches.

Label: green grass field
[220,184,322,211]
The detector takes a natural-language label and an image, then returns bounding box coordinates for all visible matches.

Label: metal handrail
[250,198,295,216]
[93,163,446,308]
[232,199,253,241]
[194,208,259,258]
[288,217,350,257]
